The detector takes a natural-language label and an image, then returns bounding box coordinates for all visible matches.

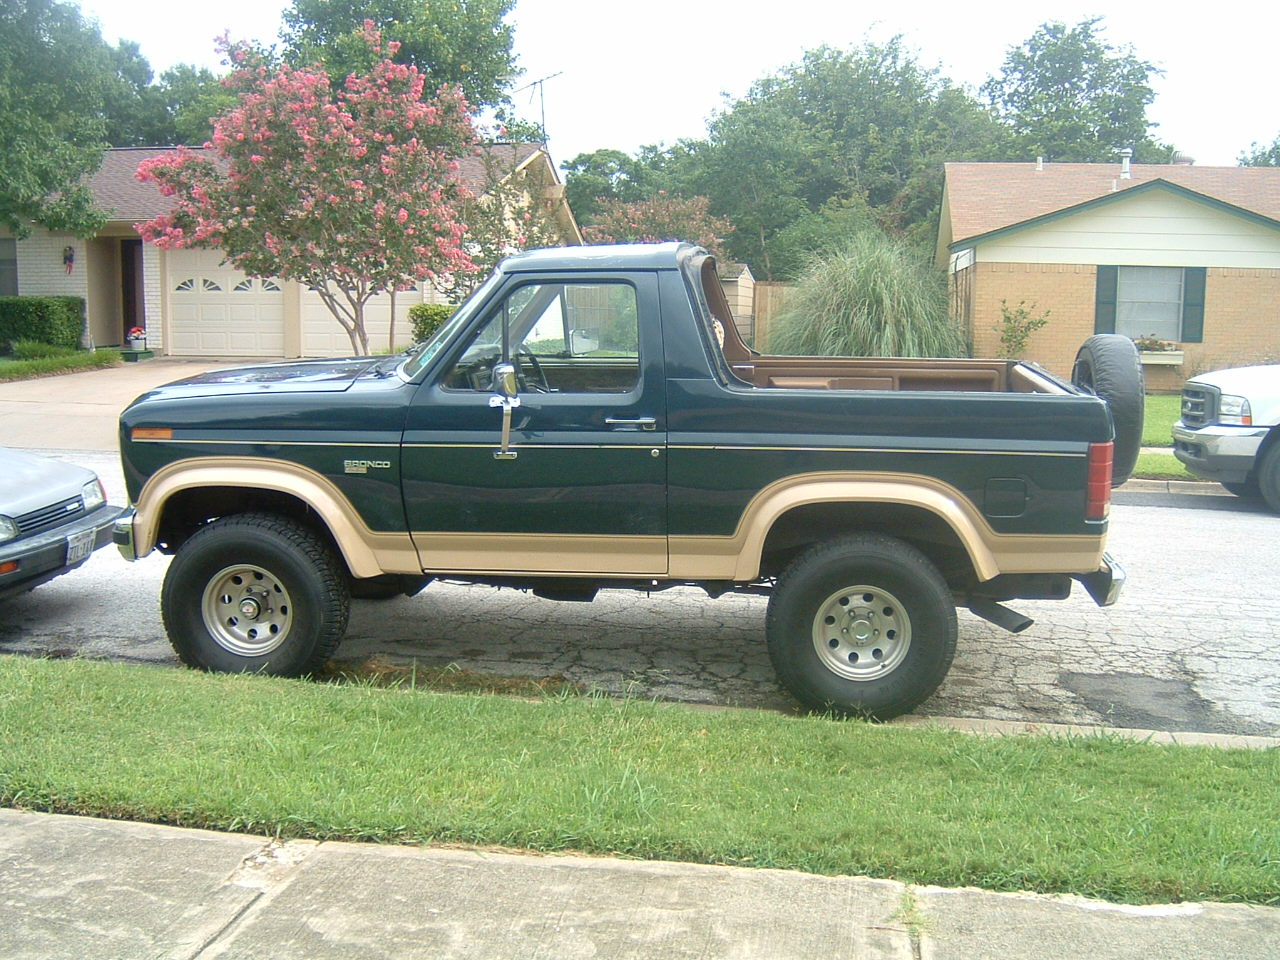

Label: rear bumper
[1075,552,1125,607]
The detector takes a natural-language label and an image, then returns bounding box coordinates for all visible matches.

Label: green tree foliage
[102,40,182,147]
[154,64,237,146]
[583,192,732,260]
[562,148,666,223]
[768,228,964,358]
[573,39,1007,278]
[1239,135,1280,166]
[982,18,1169,162]
[0,0,109,236]
[280,0,517,108]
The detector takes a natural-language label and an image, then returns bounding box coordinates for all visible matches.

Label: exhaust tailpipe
[968,598,1034,634]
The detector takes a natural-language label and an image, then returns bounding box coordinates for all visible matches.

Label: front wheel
[1259,444,1280,514]
[162,513,351,676]
[766,534,957,720]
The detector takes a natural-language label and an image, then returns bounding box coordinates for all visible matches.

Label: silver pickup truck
[1173,364,1280,510]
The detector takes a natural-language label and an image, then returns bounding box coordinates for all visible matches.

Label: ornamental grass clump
[768,231,965,358]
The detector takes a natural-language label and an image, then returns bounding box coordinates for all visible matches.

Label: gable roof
[944,162,1280,246]
[87,142,551,222]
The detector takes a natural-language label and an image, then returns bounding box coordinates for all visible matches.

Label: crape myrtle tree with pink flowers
[583,193,732,261]
[136,24,477,356]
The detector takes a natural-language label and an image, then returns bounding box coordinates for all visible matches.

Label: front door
[401,272,668,575]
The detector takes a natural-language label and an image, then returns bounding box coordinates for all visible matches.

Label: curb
[1118,477,1225,495]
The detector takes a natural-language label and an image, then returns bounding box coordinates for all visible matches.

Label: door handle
[604,417,657,431]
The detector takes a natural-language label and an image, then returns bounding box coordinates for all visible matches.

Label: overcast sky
[78,0,1279,169]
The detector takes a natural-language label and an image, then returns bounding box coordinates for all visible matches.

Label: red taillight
[1086,442,1113,521]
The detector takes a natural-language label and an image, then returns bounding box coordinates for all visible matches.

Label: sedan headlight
[1217,395,1252,426]
[81,478,106,512]
[0,516,17,544]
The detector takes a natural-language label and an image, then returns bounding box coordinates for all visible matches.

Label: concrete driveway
[0,357,258,451]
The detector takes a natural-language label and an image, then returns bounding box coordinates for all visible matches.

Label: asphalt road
[4,448,1278,737]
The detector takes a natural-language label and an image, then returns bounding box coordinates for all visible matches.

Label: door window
[443,282,640,394]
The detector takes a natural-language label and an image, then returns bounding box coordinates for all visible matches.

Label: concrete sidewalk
[1,809,1275,960]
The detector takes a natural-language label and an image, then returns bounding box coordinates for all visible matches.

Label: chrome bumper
[112,507,137,562]
[1076,552,1125,607]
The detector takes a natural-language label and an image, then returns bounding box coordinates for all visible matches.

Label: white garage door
[168,248,284,357]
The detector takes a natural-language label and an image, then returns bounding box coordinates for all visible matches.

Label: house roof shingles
[944,161,1280,244]
[88,142,548,222]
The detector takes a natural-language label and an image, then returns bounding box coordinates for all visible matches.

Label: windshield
[399,270,505,380]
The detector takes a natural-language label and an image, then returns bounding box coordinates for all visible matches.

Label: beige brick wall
[968,262,1096,376]
[964,262,1280,390]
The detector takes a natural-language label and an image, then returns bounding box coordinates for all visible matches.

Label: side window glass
[443,282,640,393]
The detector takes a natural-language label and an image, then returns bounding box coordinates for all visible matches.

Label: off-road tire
[1072,334,1145,486]
[766,534,957,720]
[162,512,351,676]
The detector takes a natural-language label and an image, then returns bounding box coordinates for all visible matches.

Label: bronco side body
[116,243,1130,718]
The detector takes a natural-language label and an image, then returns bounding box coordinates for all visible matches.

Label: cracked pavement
[3,449,1278,737]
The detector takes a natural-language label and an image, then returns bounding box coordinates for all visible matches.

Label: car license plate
[66,529,95,564]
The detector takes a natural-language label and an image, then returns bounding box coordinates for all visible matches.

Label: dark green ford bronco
[117,243,1136,719]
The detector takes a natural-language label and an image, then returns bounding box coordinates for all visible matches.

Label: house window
[1095,265,1205,343]
[1117,267,1182,341]
[0,239,17,296]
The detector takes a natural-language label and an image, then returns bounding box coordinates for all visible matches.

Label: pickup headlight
[1217,395,1252,426]
[81,478,107,512]
[0,516,17,544]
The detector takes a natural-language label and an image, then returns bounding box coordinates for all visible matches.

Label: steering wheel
[517,348,551,393]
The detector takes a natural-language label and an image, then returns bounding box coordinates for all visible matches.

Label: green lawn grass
[0,350,121,381]
[1143,394,1181,447]
[1,657,1276,905]
[1133,451,1196,481]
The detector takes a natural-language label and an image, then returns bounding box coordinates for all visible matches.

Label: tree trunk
[388,288,397,354]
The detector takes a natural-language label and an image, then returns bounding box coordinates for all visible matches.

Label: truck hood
[134,356,395,401]
[1187,364,1280,397]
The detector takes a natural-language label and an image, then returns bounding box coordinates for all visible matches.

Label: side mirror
[492,361,519,399]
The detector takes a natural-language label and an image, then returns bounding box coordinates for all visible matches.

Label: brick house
[0,143,581,358]
[937,160,1280,390]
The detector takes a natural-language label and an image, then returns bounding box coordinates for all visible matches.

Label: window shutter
[1181,267,1206,343]
[1094,265,1117,334]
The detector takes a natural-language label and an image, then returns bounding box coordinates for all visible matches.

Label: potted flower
[1131,333,1183,365]
[127,327,147,350]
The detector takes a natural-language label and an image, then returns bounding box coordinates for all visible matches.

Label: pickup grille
[1180,384,1217,428]
[16,496,84,538]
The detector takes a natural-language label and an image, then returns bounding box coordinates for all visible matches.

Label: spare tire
[1072,334,1145,486]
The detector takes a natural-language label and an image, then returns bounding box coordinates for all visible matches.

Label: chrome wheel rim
[201,563,292,657]
[811,584,911,681]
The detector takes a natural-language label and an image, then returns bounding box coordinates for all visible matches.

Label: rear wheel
[766,534,957,720]
[1072,335,1145,486]
[162,513,350,676]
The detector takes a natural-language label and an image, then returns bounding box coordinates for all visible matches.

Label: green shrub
[767,230,964,358]
[0,297,85,351]
[10,339,75,360]
[408,303,455,343]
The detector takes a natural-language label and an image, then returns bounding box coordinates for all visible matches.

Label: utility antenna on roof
[512,72,563,147]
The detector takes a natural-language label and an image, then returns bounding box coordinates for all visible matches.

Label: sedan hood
[0,448,96,518]
[134,356,391,402]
